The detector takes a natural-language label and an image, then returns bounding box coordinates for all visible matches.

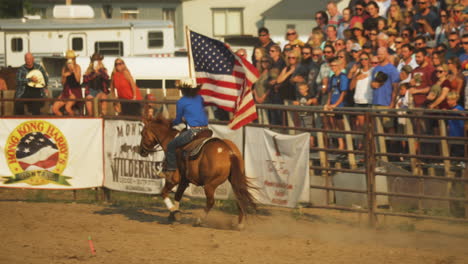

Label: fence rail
[1,92,467,226]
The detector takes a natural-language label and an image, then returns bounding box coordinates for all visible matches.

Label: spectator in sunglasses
[313,11,329,35]
[349,1,369,29]
[252,27,275,66]
[445,32,464,60]
[284,29,304,51]
[413,0,440,36]
[434,9,449,45]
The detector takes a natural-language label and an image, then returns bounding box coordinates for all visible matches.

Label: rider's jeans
[166,129,195,171]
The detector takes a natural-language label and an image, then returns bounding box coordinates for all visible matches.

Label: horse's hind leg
[195,184,216,226]
[236,203,245,230]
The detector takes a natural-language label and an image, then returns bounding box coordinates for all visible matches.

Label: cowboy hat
[65,50,77,59]
[26,69,46,88]
[90,53,104,61]
[352,22,364,31]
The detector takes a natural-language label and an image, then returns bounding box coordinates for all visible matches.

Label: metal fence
[1,92,467,226]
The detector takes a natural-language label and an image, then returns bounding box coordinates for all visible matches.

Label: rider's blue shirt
[173,94,208,127]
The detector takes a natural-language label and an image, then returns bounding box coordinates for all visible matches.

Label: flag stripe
[199,88,239,101]
[196,77,242,90]
[18,152,59,171]
[189,30,259,129]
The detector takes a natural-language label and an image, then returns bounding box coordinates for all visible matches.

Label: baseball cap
[351,43,362,52]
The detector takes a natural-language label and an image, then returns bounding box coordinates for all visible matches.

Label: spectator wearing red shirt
[409,48,435,108]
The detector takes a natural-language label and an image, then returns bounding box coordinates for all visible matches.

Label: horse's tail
[228,151,257,216]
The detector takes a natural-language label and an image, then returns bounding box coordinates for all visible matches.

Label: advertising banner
[104,120,165,194]
[245,127,310,208]
[0,118,103,189]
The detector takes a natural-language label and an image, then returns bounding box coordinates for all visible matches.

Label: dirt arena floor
[1,189,468,264]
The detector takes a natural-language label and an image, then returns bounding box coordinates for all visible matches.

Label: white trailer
[0,18,176,68]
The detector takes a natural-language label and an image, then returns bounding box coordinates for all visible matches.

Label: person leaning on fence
[445,91,465,159]
[110,58,142,116]
[160,79,209,180]
[293,82,316,147]
[349,51,373,134]
[253,55,273,124]
[14,52,49,115]
[324,56,349,151]
[52,50,82,116]
[83,53,110,116]
[370,47,400,130]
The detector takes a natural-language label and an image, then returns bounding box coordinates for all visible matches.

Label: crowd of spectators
[14,51,145,117]
[249,0,468,157]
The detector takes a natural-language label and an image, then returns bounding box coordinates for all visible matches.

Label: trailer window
[148,32,164,48]
[72,37,83,51]
[94,41,123,56]
[11,38,23,52]
[136,79,162,89]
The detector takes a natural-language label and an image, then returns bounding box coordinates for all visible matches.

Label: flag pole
[185,26,196,81]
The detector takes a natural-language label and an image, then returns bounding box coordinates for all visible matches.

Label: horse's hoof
[168,212,176,222]
[236,223,245,231]
[173,210,182,222]
[193,218,202,227]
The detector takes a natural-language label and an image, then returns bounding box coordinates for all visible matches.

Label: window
[120,7,138,19]
[102,5,112,19]
[163,8,176,26]
[72,37,83,51]
[11,38,23,52]
[136,80,162,89]
[94,41,123,56]
[148,31,164,48]
[212,8,243,36]
[163,8,176,39]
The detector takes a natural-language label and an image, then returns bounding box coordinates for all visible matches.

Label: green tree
[0,0,24,18]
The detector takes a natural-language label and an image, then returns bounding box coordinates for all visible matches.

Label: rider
[162,78,209,179]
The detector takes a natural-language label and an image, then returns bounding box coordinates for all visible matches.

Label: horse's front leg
[170,179,189,222]
[160,170,180,213]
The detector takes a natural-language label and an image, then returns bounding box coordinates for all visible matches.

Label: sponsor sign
[104,120,165,194]
[245,127,310,208]
[0,119,103,189]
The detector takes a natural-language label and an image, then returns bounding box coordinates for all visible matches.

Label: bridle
[139,123,168,156]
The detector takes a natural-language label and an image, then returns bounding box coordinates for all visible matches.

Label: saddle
[180,129,218,160]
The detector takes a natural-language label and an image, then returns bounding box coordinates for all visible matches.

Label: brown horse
[138,114,256,229]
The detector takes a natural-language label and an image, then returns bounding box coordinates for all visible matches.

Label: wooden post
[102,187,111,202]
[93,97,99,117]
[343,114,357,169]
[0,91,4,116]
[317,131,331,204]
[465,123,468,218]
[405,115,423,211]
[439,119,454,192]
[365,112,377,227]
[375,116,388,162]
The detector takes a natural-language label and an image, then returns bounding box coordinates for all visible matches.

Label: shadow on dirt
[93,205,196,225]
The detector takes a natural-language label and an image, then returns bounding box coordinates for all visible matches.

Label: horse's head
[138,114,173,157]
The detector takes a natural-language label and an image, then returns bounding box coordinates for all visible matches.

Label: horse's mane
[151,113,173,128]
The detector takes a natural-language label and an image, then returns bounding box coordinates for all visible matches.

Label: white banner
[0,118,103,189]
[245,127,310,208]
[104,120,165,194]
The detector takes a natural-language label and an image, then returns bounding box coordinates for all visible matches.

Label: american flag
[189,30,259,129]
[16,132,59,171]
